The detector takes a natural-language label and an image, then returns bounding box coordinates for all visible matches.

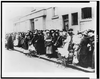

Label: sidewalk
[14,47,95,73]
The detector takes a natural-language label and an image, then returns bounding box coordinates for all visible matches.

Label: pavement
[14,47,95,73]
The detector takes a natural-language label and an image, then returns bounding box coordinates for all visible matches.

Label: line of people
[5,29,95,69]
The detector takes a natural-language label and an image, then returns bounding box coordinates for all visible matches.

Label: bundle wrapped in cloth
[28,44,36,52]
[57,48,69,58]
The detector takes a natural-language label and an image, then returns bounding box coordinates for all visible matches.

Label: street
[2,49,96,78]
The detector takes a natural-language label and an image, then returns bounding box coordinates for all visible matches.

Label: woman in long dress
[72,32,83,64]
[45,32,53,58]
[14,33,19,46]
[87,30,95,68]
[7,34,14,50]
[78,34,90,68]
[34,32,45,55]
[22,34,30,50]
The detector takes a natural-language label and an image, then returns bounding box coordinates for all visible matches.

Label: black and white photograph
[2,1,97,79]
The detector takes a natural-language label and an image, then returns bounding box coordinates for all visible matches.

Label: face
[60,32,63,36]
[78,34,82,38]
[52,33,55,36]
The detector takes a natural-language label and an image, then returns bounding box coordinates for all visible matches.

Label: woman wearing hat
[87,30,95,68]
[34,32,46,55]
[45,32,53,58]
[77,31,91,68]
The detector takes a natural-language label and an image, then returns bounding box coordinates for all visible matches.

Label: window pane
[82,7,92,19]
[72,12,78,25]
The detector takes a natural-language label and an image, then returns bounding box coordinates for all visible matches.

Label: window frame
[52,7,59,20]
[81,7,92,19]
[71,12,78,26]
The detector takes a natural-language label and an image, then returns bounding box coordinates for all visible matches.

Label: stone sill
[52,15,59,20]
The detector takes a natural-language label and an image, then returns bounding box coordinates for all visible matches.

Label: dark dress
[34,34,46,55]
[22,37,29,50]
[52,35,59,58]
[78,36,90,68]
[18,35,22,47]
[7,35,14,50]
[87,36,94,68]
[45,35,53,58]
[55,36,63,48]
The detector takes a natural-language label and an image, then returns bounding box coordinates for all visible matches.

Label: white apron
[58,35,71,58]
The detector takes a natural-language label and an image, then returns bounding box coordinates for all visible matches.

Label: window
[62,14,69,31]
[52,7,55,17]
[52,7,59,19]
[72,12,78,25]
[82,7,92,19]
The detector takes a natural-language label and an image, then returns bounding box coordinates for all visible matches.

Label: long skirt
[92,51,95,69]
[35,40,46,55]
[7,37,14,50]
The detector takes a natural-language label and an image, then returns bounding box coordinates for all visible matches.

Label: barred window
[82,7,92,19]
[72,12,78,25]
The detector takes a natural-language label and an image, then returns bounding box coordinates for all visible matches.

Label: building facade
[13,3,96,34]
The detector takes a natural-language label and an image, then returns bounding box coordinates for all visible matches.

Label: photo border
[1,1,99,79]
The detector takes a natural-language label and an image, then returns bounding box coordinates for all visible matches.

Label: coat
[7,35,14,49]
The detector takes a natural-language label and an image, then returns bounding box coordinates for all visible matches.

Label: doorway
[62,14,69,31]
[31,19,34,31]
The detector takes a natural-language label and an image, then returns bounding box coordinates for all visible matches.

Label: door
[31,19,34,31]
[62,14,69,31]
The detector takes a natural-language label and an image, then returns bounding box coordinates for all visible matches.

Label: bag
[28,44,36,51]
[21,39,24,45]
[46,46,52,54]
[14,39,18,46]
[73,55,79,64]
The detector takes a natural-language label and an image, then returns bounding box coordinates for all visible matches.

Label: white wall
[45,6,95,33]
[80,6,96,32]
[34,17,44,30]
[14,20,31,32]
[13,2,96,33]
[45,7,81,32]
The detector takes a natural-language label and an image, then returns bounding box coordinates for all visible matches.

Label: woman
[17,33,22,47]
[7,34,14,50]
[45,32,53,58]
[57,33,71,58]
[72,32,83,64]
[22,34,30,50]
[14,33,19,46]
[33,32,45,55]
[78,33,90,68]
[87,30,95,68]
[52,32,59,58]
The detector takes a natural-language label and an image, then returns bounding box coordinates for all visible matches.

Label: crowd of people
[5,28,95,69]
